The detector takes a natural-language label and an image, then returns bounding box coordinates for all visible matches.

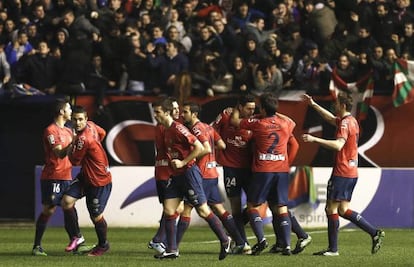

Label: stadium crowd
[0,0,411,104]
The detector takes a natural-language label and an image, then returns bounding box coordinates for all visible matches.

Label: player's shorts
[41,179,72,206]
[327,175,357,201]
[163,165,206,207]
[223,167,252,198]
[65,178,112,218]
[247,172,289,206]
[156,179,167,203]
[202,178,223,205]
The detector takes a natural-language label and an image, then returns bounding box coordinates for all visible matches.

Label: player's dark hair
[238,93,256,106]
[72,105,87,116]
[54,98,69,116]
[152,97,174,114]
[183,102,201,115]
[337,92,353,112]
[260,93,278,115]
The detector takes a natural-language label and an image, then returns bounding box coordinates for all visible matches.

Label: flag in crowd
[393,58,414,107]
[329,67,374,121]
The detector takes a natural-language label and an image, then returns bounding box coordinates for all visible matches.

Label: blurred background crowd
[0,0,411,106]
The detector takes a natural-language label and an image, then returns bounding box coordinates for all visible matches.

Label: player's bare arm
[303,94,336,126]
[302,134,345,151]
[230,107,241,127]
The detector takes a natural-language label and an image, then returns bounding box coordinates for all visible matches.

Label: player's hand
[302,134,314,143]
[170,159,184,169]
[302,94,316,106]
[223,107,233,115]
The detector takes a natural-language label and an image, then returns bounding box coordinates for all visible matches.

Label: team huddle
[148,92,384,260]
[32,92,385,259]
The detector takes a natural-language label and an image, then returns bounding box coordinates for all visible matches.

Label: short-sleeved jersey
[164,121,198,176]
[191,121,220,179]
[154,124,172,181]
[41,123,72,180]
[239,114,295,173]
[333,115,359,178]
[212,109,253,168]
[70,121,112,186]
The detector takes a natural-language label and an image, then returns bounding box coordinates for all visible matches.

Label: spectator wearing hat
[239,33,267,70]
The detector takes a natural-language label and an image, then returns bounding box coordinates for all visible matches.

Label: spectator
[345,25,378,62]
[212,18,239,60]
[372,2,398,48]
[124,32,151,94]
[229,55,252,94]
[244,15,276,45]
[0,41,10,90]
[308,0,338,49]
[5,29,34,68]
[398,20,414,58]
[251,59,283,97]
[57,9,100,96]
[165,8,186,41]
[147,40,189,96]
[31,2,54,41]
[269,2,296,36]
[239,34,267,70]
[166,25,192,54]
[279,49,299,91]
[27,23,42,49]
[190,25,224,59]
[18,41,60,95]
[295,42,331,94]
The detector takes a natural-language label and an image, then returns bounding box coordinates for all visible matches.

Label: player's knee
[195,203,211,218]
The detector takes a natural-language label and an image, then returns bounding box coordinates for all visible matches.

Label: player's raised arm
[303,94,336,126]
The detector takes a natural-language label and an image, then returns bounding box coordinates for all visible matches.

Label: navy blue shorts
[156,179,167,203]
[203,178,223,205]
[163,165,206,207]
[247,172,289,206]
[65,178,112,218]
[41,180,72,206]
[327,175,357,201]
[223,167,252,198]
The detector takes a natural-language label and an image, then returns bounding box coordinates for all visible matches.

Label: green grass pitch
[0,226,412,267]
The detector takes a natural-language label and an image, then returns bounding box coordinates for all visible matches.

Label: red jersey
[191,121,220,179]
[239,114,295,173]
[41,123,72,180]
[164,121,198,176]
[212,109,253,168]
[154,124,172,181]
[70,121,112,186]
[333,115,359,178]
